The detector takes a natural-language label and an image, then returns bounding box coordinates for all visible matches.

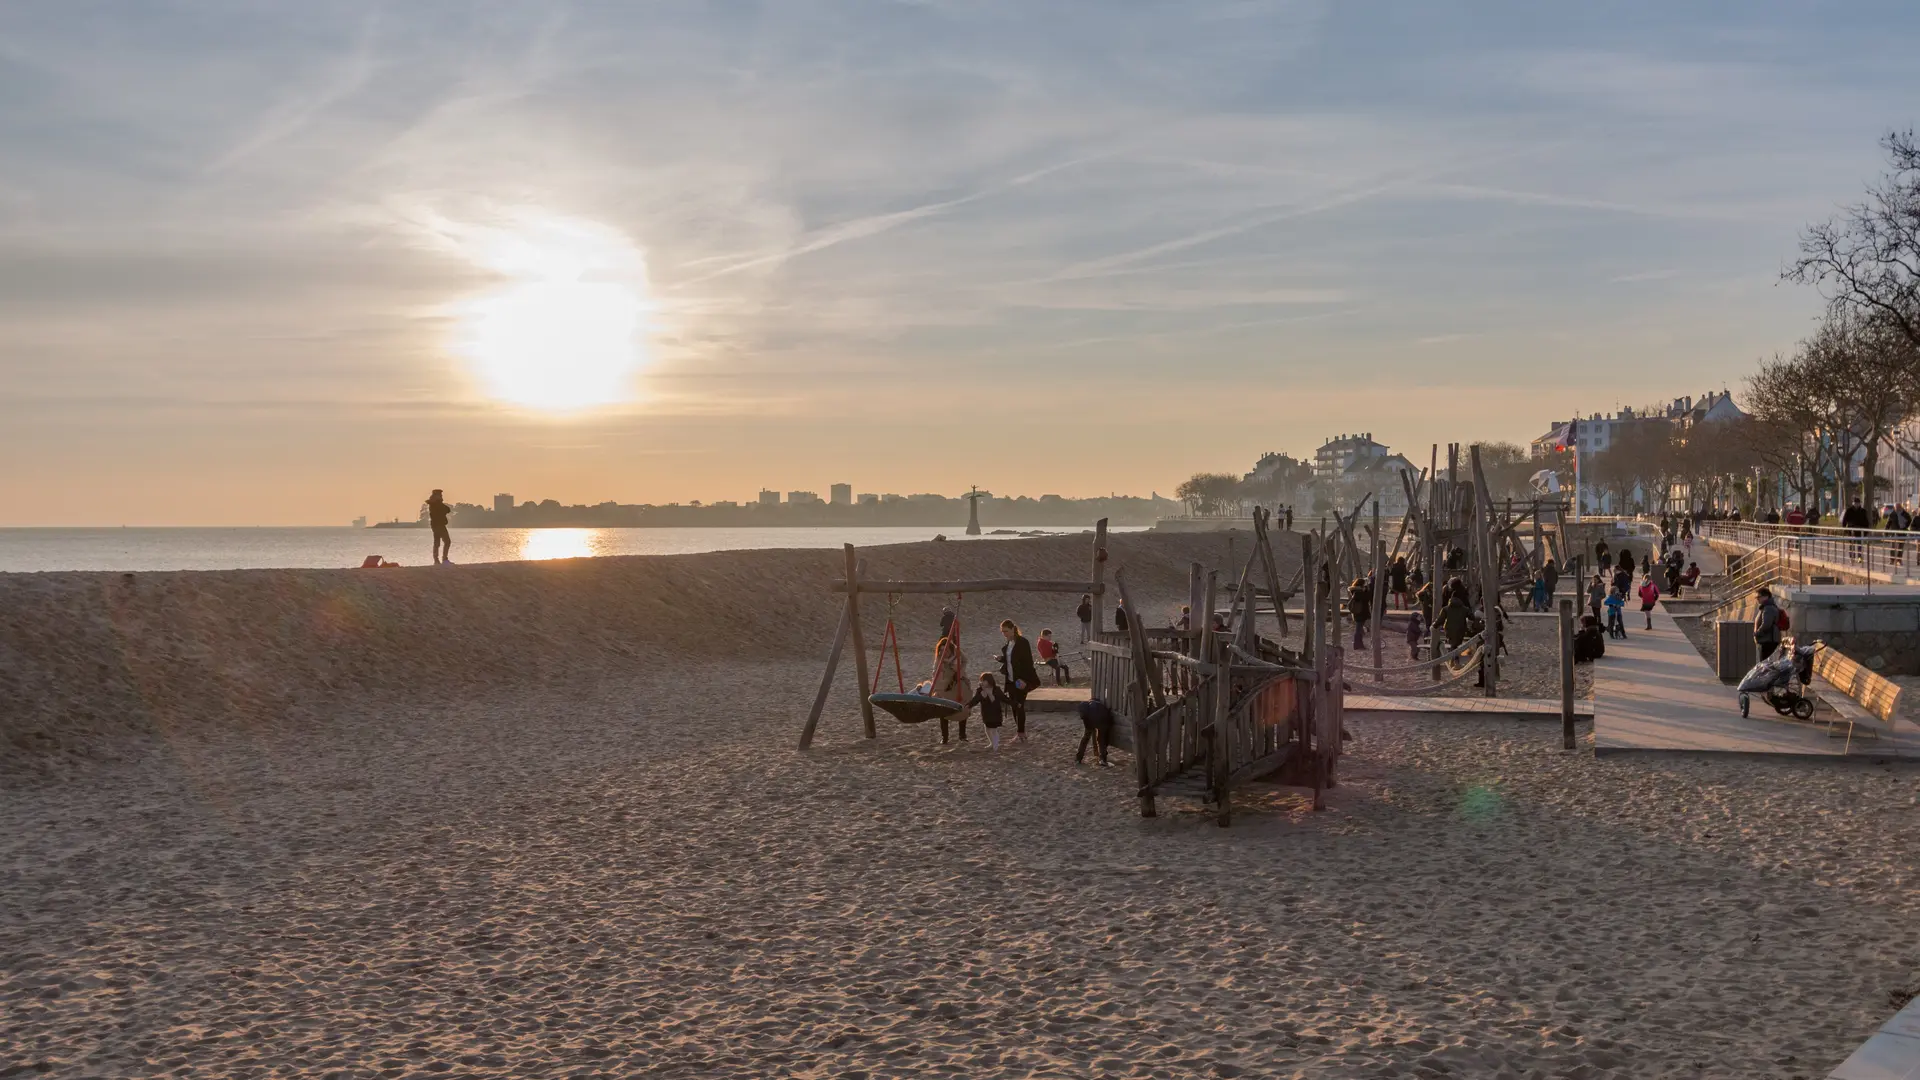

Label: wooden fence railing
[1090,627,1341,823]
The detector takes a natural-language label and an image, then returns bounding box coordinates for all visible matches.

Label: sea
[0,526,1121,574]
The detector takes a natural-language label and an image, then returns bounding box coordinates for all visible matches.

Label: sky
[3,1,1918,525]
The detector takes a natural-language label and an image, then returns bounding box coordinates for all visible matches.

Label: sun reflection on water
[519,528,595,561]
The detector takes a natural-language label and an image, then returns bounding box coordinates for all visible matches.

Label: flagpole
[1573,431,1582,522]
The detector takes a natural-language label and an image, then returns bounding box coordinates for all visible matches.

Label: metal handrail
[1700,522,1917,602]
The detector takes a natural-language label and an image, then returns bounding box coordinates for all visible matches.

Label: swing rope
[870,592,906,694]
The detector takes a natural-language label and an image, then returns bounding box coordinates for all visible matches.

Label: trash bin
[1716,620,1756,681]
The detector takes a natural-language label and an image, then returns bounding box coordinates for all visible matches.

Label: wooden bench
[1808,646,1904,750]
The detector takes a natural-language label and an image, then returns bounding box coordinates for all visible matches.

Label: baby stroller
[1736,639,1820,720]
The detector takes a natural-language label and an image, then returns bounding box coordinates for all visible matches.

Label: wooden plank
[1470,446,1498,698]
[799,596,855,750]
[844,544,876,739]
[1371,501,1385,680]
[1559,597,1576,750]
[832,578,1100,594]
[1091,517,1108,635]
[1115,567,1163,820]
[1811,647,1904,722]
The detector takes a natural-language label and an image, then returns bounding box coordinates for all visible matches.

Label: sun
[440,209,653,413]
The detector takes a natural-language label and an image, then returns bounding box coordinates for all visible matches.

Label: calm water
[0,526,1113,573]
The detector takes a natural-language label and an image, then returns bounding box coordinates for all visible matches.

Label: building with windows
[857,493,879,505]
[758,489,781,506]
[830,483,852,506]
[1314,433,1390,481]
[493,493,514,514]
[788,491,821,505]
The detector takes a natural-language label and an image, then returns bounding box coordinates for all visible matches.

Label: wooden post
[1329,530,1344,655]
[799,600,854,750]
[1203,569,1220,666]
[1302,532,1317,665]
[1115,568,1159,819]
[1470,447,1498,698]
[1186,562,1206,660]
[843,544,876,738]
[1371,501,1385,680]
[1213,596,1232,829]
[1091,517,1108,635]
[1559,596,1576,750]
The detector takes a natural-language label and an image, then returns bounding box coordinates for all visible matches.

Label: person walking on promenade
[1637,576,1661,630]
[998,620,1040,742]
[1587,573,1606,625]
[425,489,453,565]
[1604,588,1627,638]
[1753,587,1783,660]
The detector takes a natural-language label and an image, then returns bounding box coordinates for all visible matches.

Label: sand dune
[0,531,1245,774]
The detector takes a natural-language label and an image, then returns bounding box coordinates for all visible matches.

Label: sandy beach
[4,533,1918,1078]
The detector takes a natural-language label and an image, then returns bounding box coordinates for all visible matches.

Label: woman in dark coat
[998,620,1041,742]
[1388,556,1410,609]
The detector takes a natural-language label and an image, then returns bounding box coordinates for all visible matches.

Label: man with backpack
[1753,587,1788,659]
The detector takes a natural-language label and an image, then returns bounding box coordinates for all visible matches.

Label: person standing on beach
[938,606,957,643]
[998,620,1040,742]
[1076,594,1093,643]
[425,489,453,565]
[964,673,1009,750]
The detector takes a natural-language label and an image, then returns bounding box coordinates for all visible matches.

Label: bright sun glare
[441,209,653,413]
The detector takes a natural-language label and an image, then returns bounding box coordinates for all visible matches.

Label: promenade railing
[1699,520,1918,594]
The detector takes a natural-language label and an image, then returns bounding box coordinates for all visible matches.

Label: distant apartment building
[710,500,739,509]
[881,494,906,503]
[1529,392,1746,460]
[1314,433,1390,481]
[758,489,781,506]
[788,491,822,505]
[857,493,879,505]
[830,483,852,506]
[493,493,514,514]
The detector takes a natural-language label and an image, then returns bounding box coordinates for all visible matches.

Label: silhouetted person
[426,489,453,565]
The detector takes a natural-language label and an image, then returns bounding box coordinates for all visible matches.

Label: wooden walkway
[1346,694,1591,719]
[1591,609,1920,759]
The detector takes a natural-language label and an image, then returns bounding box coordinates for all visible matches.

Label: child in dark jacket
[966,673,1010,750]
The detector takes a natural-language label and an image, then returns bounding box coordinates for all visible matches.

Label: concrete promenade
[1591,608,1920,759]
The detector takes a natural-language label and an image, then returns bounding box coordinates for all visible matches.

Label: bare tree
[1787,129,1920,348]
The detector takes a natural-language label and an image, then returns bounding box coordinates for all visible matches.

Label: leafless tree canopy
[1787,128,1920,348]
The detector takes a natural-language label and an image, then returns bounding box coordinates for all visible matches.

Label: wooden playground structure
[799,444,1584,824]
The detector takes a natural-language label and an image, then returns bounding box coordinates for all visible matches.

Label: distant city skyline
[3,4,1916,525]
